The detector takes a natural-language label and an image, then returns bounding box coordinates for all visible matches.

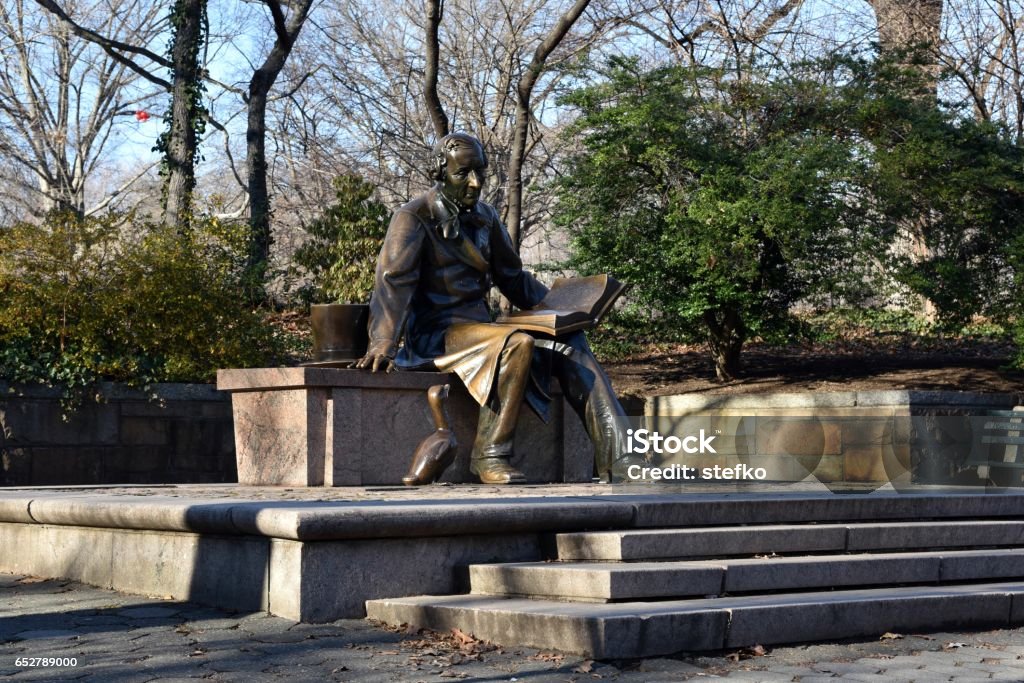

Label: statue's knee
[508,332,534,356]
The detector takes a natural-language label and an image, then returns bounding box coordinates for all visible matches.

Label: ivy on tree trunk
[156,0,207,231]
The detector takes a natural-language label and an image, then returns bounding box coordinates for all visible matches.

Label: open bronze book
[497,274,629,336]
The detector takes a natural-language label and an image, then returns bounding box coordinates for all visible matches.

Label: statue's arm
[356,210,424,372]
[489,210,548,310]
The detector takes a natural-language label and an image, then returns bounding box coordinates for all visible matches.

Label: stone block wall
[643,391,1024,486]
[0,382,234,486]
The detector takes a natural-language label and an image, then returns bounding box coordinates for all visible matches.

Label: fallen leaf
[943,642,967,650]
[726,645,768,661]
[880,632,904,640]
[529,651,565,663]
[573,660,595,673]
[451,628,476,646]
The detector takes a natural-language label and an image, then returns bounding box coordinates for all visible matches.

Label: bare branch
[84,160,158,216]
[33,0,171,88]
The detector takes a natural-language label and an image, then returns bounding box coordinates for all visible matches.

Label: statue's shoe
[470,456,527,485]
[603,453,651,484]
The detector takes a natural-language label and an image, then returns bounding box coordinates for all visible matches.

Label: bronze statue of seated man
[353,132,639,484]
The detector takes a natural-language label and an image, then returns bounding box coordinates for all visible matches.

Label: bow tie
[434,195,484,239]
[434,194,459,239]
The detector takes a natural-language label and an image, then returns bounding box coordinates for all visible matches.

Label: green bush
[1009,230,1024,368]
[556,54,1024,379]
[289,175,389,305]
[555,58,875,380]
[0,212,289,402]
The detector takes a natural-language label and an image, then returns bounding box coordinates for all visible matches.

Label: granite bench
[216,367,592,486]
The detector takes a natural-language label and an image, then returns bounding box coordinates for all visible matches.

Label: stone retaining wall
[644,391,1024,486]
[1,382,1019,488]
[0,382,234,486]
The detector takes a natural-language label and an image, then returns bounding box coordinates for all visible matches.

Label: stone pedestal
[217,367,593,486]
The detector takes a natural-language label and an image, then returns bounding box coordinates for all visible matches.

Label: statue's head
[431,132,487,209]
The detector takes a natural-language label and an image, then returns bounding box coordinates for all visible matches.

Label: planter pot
[309,303,370,363]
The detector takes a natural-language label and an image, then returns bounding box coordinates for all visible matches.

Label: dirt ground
[603,338,1024,398]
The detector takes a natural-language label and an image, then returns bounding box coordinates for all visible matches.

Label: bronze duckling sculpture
[403,384,458,486]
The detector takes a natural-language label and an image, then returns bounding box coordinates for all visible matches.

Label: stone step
[624,492,1024,528]
[366,581,1024,659]
[555,519,1024,560]
[469,549,1024,601]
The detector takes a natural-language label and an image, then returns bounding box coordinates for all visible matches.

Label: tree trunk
[423,0,449,140]
[246,72,272,295]
[162,0,204,230]
[868,0,944,320]
[243,0,314,303]
[702,309,746,381]
[506,0,591,253]
[867,0,944,95]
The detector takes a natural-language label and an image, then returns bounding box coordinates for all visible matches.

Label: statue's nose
[468,171,482,189]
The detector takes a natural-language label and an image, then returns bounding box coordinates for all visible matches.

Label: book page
[535,275,609,313]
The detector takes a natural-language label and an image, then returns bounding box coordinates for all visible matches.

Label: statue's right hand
[351,352,395,373]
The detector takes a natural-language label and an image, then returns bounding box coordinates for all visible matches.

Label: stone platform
[3,482,1024,655]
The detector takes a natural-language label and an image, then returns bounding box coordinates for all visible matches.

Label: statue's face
[441,143,487,209]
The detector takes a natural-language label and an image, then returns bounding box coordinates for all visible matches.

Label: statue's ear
[431,144,447,181]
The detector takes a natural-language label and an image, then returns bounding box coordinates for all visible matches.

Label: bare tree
[0,0,164,219]
[607,0,808,70]
[942,0,1024,140]
[285,0,613,264]
[34,0,317,293]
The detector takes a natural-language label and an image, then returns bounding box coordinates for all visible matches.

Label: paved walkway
[3,573,1023,682]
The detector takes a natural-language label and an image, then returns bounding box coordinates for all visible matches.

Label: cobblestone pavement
[3,574,1024,682]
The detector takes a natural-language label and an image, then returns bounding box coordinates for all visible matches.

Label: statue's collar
[429,185,481,240]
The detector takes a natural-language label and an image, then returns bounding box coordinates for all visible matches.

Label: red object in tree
[135,110,150,122]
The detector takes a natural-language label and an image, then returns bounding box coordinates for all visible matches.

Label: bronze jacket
[366,185,549,369]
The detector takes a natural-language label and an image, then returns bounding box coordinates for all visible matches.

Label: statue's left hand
[351,351,395,373]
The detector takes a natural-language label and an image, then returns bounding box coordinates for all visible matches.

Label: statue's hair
[430,132,487,181]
